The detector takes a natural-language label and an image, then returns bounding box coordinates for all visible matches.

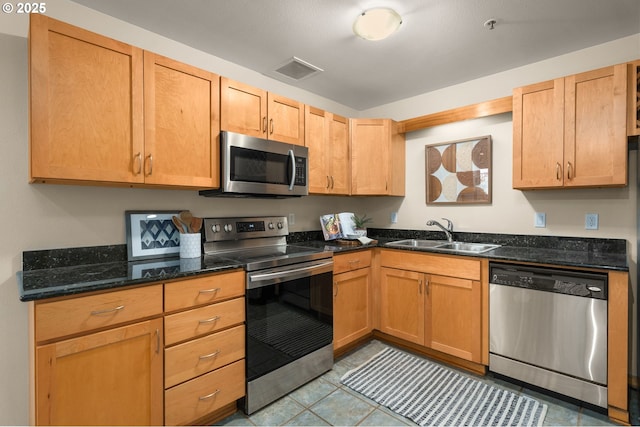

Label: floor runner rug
[341,347,547,426]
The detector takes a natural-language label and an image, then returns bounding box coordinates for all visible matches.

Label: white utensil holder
[179,233,201,258]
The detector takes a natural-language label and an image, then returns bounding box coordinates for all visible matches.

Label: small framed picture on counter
[125,210,181,261]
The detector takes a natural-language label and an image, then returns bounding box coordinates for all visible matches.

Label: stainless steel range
[203,216,334,414]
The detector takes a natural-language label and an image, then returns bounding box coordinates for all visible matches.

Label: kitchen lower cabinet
[35,318,164,426]
[378,250,486,365]
[32,285,164,425]
[333,250,373,351]
[379,267,424,345]
[513,63,628,189]
[163,270,246,425]
[425,274,481,363]
[31,270,246,426]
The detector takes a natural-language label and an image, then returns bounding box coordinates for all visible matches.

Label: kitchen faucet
[426,218,454,242]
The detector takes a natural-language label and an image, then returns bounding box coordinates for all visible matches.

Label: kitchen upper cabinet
[29,15,220,189]
[628,59,640,136]
[29,14,144,185]
[513,64,628,189]
[305,106,350,195]
[350,119,405,196]
[221,77,305,145]
[333,251,372,351]
[143,52,220,188]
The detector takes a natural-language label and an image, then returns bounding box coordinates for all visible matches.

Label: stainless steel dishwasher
[489,262,608,408]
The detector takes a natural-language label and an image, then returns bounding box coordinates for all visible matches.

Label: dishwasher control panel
[489,262,607,300]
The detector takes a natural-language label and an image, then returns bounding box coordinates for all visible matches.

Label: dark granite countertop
[295,228,629,271]
[18,228,628,302]
[18,251,243,302]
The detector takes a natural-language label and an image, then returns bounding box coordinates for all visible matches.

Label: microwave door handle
[288,149,296,191]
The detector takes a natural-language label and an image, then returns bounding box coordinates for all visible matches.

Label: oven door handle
[288,149,296,191]
[248,260,333,289]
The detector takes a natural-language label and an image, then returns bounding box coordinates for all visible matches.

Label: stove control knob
[224,223,233,232]
[211,224,221,233]
[268,222,275,229]
[277,222,283,229]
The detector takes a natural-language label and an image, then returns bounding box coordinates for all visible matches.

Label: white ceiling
[70,0,640,111]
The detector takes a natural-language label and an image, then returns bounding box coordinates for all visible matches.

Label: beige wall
[0,1,638,424]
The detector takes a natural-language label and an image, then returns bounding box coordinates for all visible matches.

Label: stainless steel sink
[433,242,501,253]
[385,239,501,254]
[385,239,448,248]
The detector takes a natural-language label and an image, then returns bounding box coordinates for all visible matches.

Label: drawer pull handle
[198,288,221,294]
[199,315,220,324]
[199,350,220,360]
[199,389,220,401]
[348,260,361,265]
[90,305,125,316]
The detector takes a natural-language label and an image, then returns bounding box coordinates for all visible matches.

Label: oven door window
[246,272,333,382]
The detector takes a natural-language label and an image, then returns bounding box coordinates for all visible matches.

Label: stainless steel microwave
[199,131,308,198]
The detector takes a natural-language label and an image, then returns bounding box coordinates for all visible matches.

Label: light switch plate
[391,212,398,223]
[534,212,546,228]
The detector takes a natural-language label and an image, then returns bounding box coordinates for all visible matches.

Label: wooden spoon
[172,216,185,234]
[190,216,203,233]
[179,211,193,233]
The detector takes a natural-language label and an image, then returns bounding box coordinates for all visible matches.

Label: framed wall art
[425,135,492,204]
[125,210,181,261]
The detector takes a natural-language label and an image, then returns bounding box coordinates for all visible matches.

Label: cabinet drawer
[165,298,245,345]
[380,250,481,280]
[334,250,372,274]
[35,285,163,342]
[165,325,245,388]
[165,359,245,426]
[165,270,245,312]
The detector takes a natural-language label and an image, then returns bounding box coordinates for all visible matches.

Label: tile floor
[217,340,637,426]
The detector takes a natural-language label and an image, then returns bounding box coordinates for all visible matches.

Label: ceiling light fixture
[353,7,402,41]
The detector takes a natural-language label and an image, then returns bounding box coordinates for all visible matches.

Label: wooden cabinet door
[512,78,565,189]
[305,107,351,195]
[564,64,628,187]
[143,52,220,188]
[267,93,305,145]
[220,77,267,138]
[379,267,424,344]
[29,14,144,184]
[425,275,482,363]
[36,318,163,426]
[328,113,351,195]
[305,106,330,193]
[333,268,372,350]
[351,119,391,195]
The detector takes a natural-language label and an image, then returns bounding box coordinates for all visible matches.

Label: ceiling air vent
[271,56,323,81]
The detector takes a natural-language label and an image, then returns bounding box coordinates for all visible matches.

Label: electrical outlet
[534,212,546,228]
[391,212,398,223]
[585,213,598,230]
[288,213,295,225]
